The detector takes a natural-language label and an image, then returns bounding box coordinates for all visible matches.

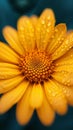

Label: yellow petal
[37,91,55,126]
[0,42,19,64]
[52,71,73,87]
[52,48,73,86]
[16,86,34,125]
[17,16,35,51]
[0,63,18,69]
[3,26,24,55]
[30,15,38,27]
[52,31,73,60]
[55,48,73,66]
[0,81,28,114]
[0,75,24,93]
[54,64,73,72]
[29,84,43,108]
[62,85,73,106]
[0,67,21,79]
[44,80,67,115]
[47,24,67,54]
[36,8,55,50]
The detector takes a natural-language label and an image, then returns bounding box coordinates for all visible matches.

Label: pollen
[19,50,54,83]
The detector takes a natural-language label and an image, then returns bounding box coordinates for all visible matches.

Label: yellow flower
[0,8,73,126]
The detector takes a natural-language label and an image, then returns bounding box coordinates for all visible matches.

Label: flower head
[0,8,73,126]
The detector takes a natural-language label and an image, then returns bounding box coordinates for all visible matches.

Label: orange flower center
[19,50,54,83]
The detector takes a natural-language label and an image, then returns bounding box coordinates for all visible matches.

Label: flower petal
[3,26,24,55]
[52,31,73,60]
[52,48,73,86]
[58,83,73,106]
[0,42,19,64]
[37,91,55,126]
[0,67,21,79]
[54,64,73,73]
[51,82,73,106]
[30,15,38,27]
[54,48,73,66]
[0,81,28,114]
[47,24,67,54]
[29,84,43,108]
[0,63,18,69]
[36,8,55,50]
[44,80,67,115]
[16,86,34,125]
[0,75,24,93]
[17,16,35,51]
[52,70,73,87]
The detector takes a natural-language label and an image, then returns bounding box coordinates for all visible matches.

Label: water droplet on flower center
[19,50,54,83]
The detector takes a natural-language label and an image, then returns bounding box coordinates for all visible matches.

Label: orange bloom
[0,8,73,126]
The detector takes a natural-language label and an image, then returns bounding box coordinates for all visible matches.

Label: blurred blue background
[0,0,73,130]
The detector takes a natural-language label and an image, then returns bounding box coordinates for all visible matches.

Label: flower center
[19,50,54,83]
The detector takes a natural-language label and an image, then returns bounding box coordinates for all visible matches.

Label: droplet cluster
[19,50,54,83]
